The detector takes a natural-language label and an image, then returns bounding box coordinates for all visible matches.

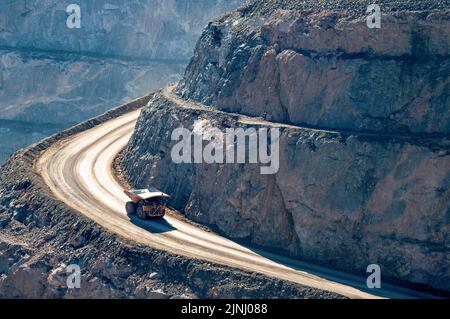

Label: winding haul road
[35,86,436,299]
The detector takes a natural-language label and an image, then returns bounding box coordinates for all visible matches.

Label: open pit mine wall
[0,95,337,299]
[0,0,245,125]
[177,0,450,134]
[121,0,450,292]
[0,0,244,61]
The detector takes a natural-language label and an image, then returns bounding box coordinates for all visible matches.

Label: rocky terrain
[177,0,450,134]
[121,0,450,292]
[0,0,243,163]
[0,95,340,299]
[0,48,182,162]
[0,49,183,124]
[0,0,448,299]
[0,0,243,61]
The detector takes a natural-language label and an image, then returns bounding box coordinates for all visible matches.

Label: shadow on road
[128,211,445,298]
[128,215,176,234]
[242,244,446,299]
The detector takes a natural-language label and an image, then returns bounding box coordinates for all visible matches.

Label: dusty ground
[0,94,344,299]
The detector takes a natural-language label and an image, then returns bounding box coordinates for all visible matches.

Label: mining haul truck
[124,188,170,219]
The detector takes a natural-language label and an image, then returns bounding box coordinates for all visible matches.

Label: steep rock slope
[0,0,244,162]
[177,0,450,134]
[0,0,243,61]
[0,96,338,299]
[122,0,450,292]
[0,49,183,163]
[123,89,450,292]
[0,50,182,124]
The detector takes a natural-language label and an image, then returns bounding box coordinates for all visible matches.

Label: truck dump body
[125,188,170,203]
[124,188,170,219]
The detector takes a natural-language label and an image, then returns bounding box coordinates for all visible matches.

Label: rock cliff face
[0,49,183,163]
[0,0,244,162]
[177,0,450,134]
[123,91,450,291]
[0,96,337,299]
[0,0,243,61]
[0,50,182,124]
[122,0,450,292]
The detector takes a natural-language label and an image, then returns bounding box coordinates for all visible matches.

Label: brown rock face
[177,1,450,134]
[0,95,339,299]
[122,0,450,292]
[122,92,450,291]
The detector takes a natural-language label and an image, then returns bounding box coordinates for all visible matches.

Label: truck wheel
[125,201,137,215]
[136,206,147,220]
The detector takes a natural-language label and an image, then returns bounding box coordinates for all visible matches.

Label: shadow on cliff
[241,244,447,299]
[196,222,446,298]
[128,216,176,234]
